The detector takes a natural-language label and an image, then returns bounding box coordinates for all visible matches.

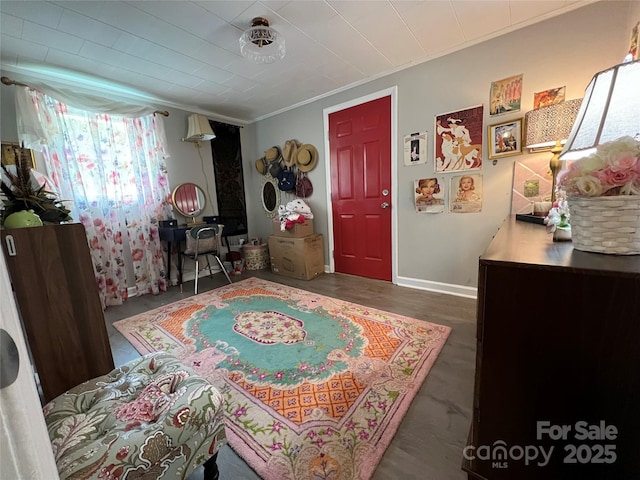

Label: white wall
[243,1,634,292]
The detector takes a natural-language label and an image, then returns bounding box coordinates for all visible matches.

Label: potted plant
[1,152,72,226]
[544,199,571,241]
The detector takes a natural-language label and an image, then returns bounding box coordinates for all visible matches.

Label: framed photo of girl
[414,177,445,214]
[487,118,523,160]
[450,173,483,213]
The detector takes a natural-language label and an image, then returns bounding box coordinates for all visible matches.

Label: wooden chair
[181,225,232,294]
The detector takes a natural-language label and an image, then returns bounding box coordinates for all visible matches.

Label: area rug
[114,278,451,480]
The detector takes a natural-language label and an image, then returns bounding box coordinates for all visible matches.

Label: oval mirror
[171,183,206,220]
[261,174,280,218]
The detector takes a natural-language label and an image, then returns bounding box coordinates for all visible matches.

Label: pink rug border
[114,278,452,479]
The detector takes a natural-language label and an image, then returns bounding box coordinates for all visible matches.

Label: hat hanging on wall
[296,144,318,172]
[282,139,301,167]
[255,157,268,175]
[264,145,282,163]
[268,159,283,177]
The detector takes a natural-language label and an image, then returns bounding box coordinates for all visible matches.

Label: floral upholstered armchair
[43,352,227,480]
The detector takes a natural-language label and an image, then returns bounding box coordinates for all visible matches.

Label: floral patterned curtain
[18,89,173,307]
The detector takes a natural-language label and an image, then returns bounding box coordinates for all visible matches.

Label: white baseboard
[130,266,475,300]
[395,275,477,299]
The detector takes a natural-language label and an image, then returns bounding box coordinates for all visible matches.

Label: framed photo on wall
[414,177,445,213]
[403,131,427,166]
[450,173,483,213]
[489,74,523,116]
[487,118,523,160]
[434,105,484,173]
[533,86,565,109]
[1,142,36,169]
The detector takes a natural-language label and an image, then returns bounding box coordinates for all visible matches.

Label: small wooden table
[159,224,189,284]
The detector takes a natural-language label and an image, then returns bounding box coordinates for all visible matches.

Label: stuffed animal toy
[286,199,314,219]
[278,199,314,231]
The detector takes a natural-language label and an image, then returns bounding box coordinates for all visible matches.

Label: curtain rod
[1,75,169,117]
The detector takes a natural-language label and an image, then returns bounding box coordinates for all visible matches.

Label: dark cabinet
[465,218,640,480]
[2,223,114,403]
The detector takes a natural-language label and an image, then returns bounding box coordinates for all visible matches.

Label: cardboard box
[268,234,324,280]
[272,218,314,238]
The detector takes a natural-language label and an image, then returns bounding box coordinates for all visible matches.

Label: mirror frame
[261,174,280,218]
[171,183,207,219]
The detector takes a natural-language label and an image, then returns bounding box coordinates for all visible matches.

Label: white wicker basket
[568,195,640,255]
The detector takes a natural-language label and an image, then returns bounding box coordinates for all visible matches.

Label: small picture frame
[487,118,523,160]
[1,142,36,169]
[533,86,565,109]
[489,74,523,116]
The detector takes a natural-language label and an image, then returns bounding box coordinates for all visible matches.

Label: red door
[329,96,392,281]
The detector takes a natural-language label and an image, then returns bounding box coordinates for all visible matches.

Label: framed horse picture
[434,105,484,173]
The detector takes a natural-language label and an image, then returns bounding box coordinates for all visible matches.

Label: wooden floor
[104,269,477,480]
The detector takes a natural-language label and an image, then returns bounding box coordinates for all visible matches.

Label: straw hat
[255,157,267,175]
[296,144,318,172]
[264,145,282,163]
[282,139,301,167]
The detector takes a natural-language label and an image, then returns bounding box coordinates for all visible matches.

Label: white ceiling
[0,0,596,124]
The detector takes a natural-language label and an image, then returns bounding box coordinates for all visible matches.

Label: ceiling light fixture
[239,17,285,64]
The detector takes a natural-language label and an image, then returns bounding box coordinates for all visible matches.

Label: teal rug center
[185,295,364,386]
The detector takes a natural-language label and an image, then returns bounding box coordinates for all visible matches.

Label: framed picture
[533,86,565,109]
[1,142,36,169]
[487,118,523,160]
[414,177,445,214]
[434,105,484,173]
[403,131,427,166]
[450,173,483,213]
[489,74,523,116]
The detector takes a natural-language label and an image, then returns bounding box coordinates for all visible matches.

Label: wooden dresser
[2,223,114,403]
[465,218,640,480]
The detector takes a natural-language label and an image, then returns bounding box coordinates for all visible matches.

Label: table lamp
[524,99,582,202]
[559,59,640,162]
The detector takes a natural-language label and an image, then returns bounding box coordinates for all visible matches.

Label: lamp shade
[559,59,640,160]
[184,114,215,142]
[524,99,583,149]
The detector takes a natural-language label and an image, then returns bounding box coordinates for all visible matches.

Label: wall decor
[533,86,566,109]
[450,173,483,213]
[260,174,280,218]
[210,121,248,235]
[489,74,523,116]
[1,142,35,169]
[414,177,445,214]
[511,157,553,214]
[434,105,484,173]
[487,118,523,160]
[403,131,427,166]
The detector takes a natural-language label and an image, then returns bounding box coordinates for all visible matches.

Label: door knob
[381,202,389,209]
